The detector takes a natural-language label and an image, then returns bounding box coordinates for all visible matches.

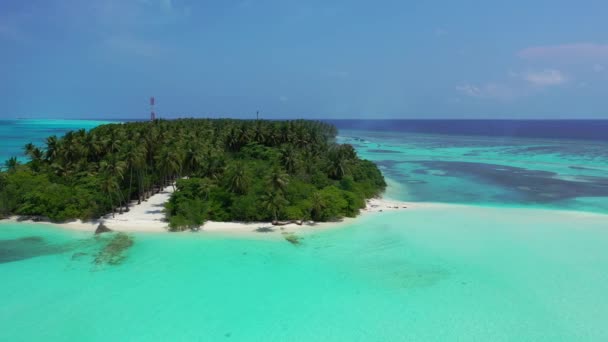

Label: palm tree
[100,159,126,213]
[310,191,326,221]
[267,166,289,193]
[100,173,119,218]
[193,178,212,200]
[252,120,268,144]
[24,143,44,171]
[225,128,241,151]
[45,135,59,161]
[327,145,355,180]
[201,151,224,180]
[107,130,123,154]
[280,146,299,174]
[132,145,148,204]
[123,141,147,209]
[300,149,318,175]
[238,123,252,147]
[183,141,201,175]
[155,148,170,187]
[268,124,281,146]
[226,162,250,194]
[155,147,181,190]
[167,148,183,184]
[0,173,9,217]
[24,143,36,158]
[261,191,287,223]
[3,157,20,173]
[86,132,104,163]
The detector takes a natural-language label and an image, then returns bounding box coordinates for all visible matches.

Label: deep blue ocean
[327,119,608,141]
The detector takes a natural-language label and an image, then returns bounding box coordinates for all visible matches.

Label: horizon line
[4,116,608,121]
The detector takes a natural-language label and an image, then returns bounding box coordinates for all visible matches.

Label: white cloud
[456,83,515,100]
[456,84,482,97]
[457,69,567,101]
[593,64,605,72]
[522,69,566,86]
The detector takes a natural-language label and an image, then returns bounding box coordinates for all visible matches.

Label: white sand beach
[6,185,176,233]
[6,184,423,235]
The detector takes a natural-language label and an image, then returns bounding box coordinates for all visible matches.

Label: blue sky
[1,0,608,119]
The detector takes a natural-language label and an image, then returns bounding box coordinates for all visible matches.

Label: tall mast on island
[150,97,156,121]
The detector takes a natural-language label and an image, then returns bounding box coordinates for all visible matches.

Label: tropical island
[0,119,387,232]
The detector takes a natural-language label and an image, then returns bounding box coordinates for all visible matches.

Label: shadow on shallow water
[0,236,65,264]
[0,233,135,268]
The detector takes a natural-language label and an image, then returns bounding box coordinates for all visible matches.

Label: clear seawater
[0,119,113,164]
[1,119,608,341]
[338,128,608,214]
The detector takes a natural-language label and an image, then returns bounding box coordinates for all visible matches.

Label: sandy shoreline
[5,183,605,236]
[3,184,425,236]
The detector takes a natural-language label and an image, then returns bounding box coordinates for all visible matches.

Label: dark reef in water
[569,165,602,171]
[283,233,302,245]
[413,160,608,203]
[93,233,134,266]
[374,160,405,169]
[367,149,402,154]
[0,231,135,267]
[0,236,64,264]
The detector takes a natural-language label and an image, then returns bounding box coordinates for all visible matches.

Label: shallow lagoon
[341,130,608,213]
[1,206,608,341]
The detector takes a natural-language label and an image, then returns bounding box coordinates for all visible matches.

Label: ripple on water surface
[2,206,608,340]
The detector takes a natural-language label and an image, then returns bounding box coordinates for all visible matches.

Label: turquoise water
[0,119,112,164]
[2,208,608,341]
[2,120,608,341]
[340,130,608,214]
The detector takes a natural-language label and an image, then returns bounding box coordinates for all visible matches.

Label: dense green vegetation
[0,119,385,230]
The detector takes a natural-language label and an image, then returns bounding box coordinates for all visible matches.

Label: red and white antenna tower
[150,96,156,121]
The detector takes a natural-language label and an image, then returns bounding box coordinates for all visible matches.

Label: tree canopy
[0,119,386,230]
